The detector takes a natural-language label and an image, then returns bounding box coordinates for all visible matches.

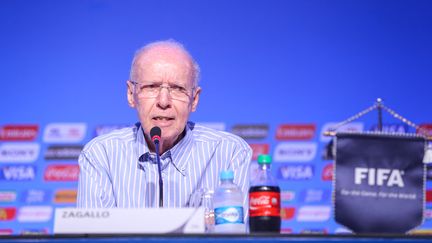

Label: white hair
[129,39,200,87]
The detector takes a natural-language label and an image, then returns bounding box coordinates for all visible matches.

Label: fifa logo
[354,167,405,187]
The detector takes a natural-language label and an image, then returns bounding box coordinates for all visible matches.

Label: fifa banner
[334,132,426,233]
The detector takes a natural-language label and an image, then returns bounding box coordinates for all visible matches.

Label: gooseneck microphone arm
[150,126,163,208]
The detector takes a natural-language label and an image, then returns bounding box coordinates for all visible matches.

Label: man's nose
[156,86,172,109]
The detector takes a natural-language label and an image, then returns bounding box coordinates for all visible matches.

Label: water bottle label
[249,191,280,217]
[214,206,244,225]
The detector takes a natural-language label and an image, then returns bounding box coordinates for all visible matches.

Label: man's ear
[127,81,136,108]
[191,87,201,112]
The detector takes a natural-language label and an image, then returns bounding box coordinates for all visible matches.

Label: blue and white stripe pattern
[77,122,252,210]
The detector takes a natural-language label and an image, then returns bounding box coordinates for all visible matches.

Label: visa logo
[277,164,314,180]
[0,165,36,181]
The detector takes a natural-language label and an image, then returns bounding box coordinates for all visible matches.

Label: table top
[1,234,432,243]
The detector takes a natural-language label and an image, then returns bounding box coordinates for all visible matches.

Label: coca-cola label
[44,165,79,181]
[249,192,280,217]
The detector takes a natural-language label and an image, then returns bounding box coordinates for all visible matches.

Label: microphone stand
[154,139,163,208]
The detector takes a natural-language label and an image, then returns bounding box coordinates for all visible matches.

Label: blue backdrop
[0,0,431,235]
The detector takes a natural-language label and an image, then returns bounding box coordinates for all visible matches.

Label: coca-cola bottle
[249,154,281,233]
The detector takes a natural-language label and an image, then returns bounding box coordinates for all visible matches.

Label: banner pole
[376,98,383,132]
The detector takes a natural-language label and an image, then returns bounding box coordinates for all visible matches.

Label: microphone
[150,126,163,208]
[150,126,161,143]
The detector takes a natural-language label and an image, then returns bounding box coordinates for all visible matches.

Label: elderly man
[77,40,252,210]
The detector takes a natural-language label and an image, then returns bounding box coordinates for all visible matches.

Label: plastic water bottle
[213,170,245,233]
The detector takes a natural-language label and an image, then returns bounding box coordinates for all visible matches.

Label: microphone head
[150,126,162,143]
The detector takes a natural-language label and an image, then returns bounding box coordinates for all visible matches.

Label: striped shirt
[77,122,252,212]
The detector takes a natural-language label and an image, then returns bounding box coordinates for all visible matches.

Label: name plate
[54,207,204,234]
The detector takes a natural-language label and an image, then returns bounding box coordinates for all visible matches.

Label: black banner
[334,133,426,233]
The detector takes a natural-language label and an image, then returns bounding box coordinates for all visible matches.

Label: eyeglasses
[130,81,195,102]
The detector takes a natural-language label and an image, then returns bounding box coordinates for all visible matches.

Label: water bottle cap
[257,154,272,164]
[220,170,234,180]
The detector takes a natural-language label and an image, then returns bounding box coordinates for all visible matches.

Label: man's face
[127,47,200,147]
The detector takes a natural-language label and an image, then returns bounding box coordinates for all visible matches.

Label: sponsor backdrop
[1,0,432,235]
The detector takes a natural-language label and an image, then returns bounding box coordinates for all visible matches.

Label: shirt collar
[135,122,195,174]
[170,122,194,171]
[135,122,150,160]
